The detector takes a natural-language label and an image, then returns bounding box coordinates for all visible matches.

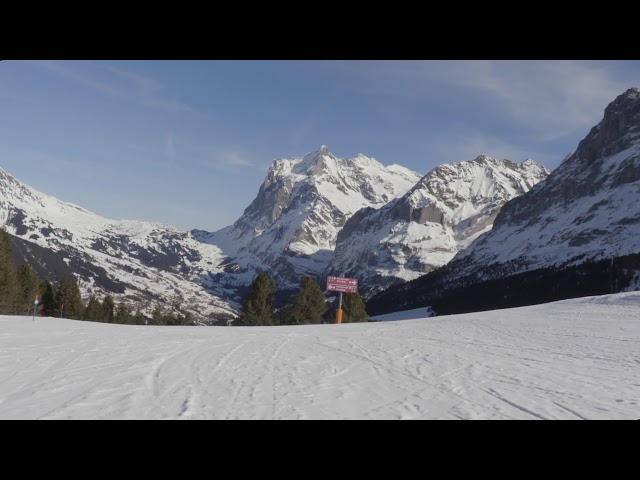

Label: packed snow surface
[1,293,638,419]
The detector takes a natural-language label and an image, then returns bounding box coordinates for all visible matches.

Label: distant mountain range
[193,145,422,302]
[328,155,548,297]
[4,88,637,322]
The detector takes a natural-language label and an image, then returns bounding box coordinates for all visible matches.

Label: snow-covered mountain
[194,146,421,300]
[368,87,640,316]
[1,145,420,318]
[0,168,235,322]
[451,87,640,280]
[328,156,549,295]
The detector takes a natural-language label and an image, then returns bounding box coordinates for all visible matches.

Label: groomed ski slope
[1,293,638,419]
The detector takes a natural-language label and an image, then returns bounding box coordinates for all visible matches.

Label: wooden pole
[336,291,343,324]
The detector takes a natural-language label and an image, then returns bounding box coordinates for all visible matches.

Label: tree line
[2,228,368,326]
[237,273,368,326]
[0,229,194,325]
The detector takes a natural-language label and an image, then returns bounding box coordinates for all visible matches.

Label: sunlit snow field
[1,293,638,420]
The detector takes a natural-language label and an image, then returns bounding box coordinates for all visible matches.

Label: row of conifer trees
[0,229,192,324]
[238,273,368,326]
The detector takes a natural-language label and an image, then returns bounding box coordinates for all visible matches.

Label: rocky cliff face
[328,156,549,296]
[194,146,422,301]
[367,87,640,315]
[450,87,640,281]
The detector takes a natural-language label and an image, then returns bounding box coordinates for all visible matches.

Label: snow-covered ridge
[0,167,235,322]
[449,87,640,281]
[328,156,550,295]
[0,167,180,236]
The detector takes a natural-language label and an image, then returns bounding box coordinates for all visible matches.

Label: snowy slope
[0,167,235,322]
[447,88,640,282]
[1,292,638,419]
[194,146,421,300]
[328,156,549,295]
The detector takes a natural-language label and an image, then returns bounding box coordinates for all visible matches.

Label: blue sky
[1,60,639,231]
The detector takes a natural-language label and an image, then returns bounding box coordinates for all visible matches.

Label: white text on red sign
[327,276,358,293]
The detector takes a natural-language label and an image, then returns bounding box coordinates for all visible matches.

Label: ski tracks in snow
[1,293,639,419]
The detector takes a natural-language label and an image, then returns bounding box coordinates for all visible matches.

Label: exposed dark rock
[8,232,127,293]
[7,208,28,236]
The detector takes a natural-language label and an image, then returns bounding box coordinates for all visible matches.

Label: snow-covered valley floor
[1,293,639,419]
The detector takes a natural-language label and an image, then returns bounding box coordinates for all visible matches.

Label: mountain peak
[0,166,17,181]
[521,158,549,170]
[298,145,332,170]
[622,86,639,100]
[208,148,422,294]
[308,145,331,158]
[443,86,640,287]
[573,87,640,164]
[604,87,640,117]
[472,154,491,163]
[0,166,44,207]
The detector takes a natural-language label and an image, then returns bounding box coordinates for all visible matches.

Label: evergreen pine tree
[16,264,38,315]
[56,276,84,319]
[239,273,276,326]
[180,312,193,326]
[39,280,56,317]
[113,302,133,324]
[342,292,369,323]
[102,295,115,323]
[84,296,105,322]
[152,306,166,325]
[278,276,326,325]
[133,309,147,325]
[0,229,18,315]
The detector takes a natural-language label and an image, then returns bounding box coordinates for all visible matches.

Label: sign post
[336,291,344,324]
[326,276,358,324]
[33,296,39,322]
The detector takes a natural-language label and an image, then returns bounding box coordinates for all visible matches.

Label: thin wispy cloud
[326,60,632,142]
[198,147,257,172]
[25,60,195,114]
[101,64,194,113]
[101,62,195,113]
[101,64,165,91]
[25,60,120,97]
[452,60,626,140]
[216,150,255,167]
